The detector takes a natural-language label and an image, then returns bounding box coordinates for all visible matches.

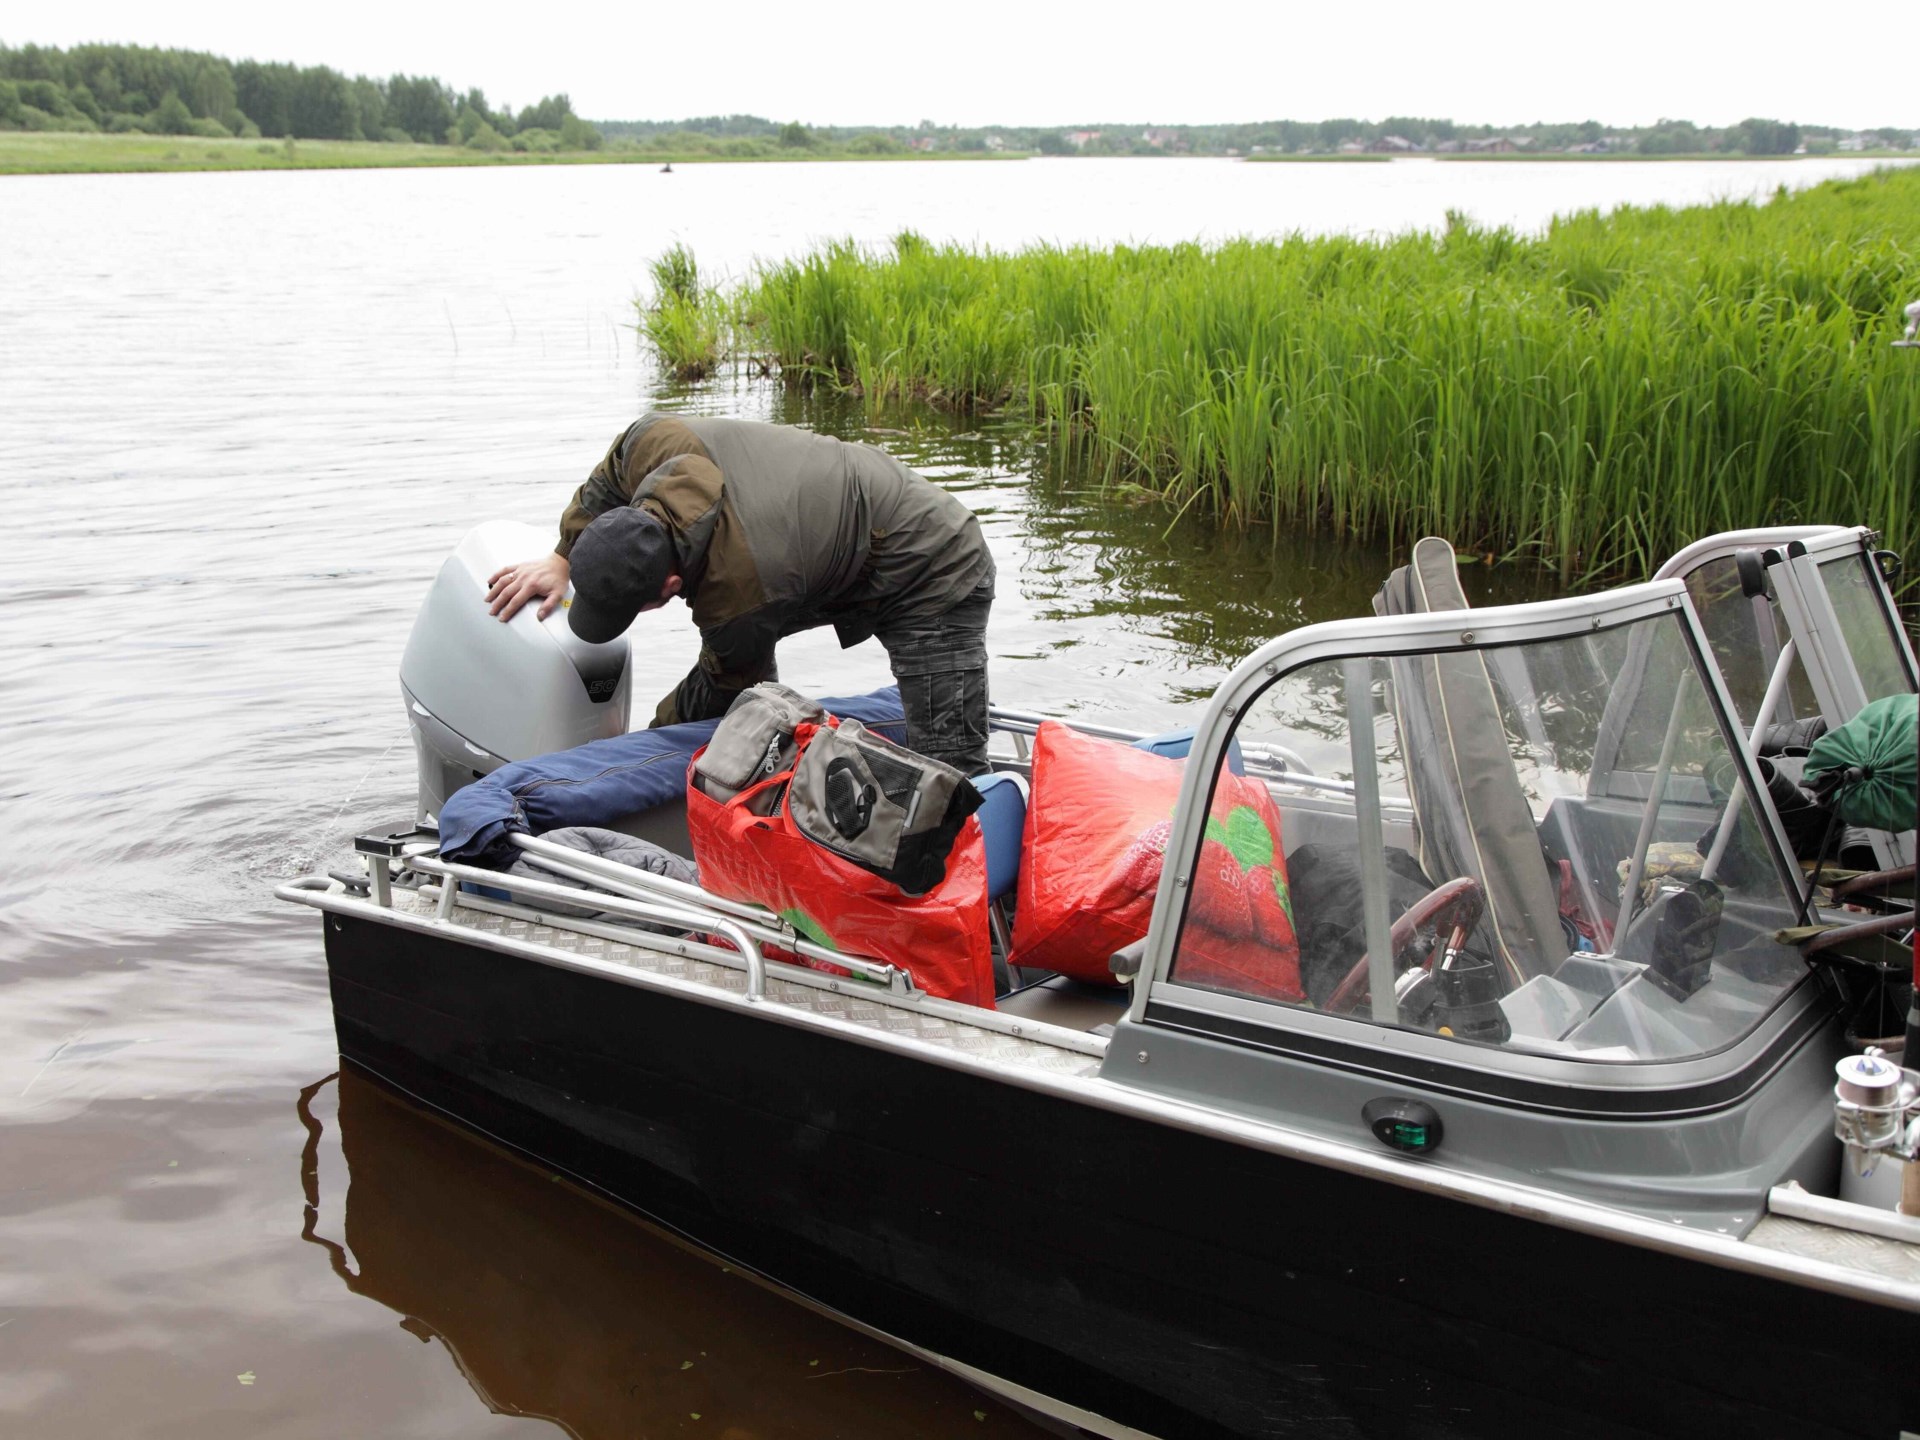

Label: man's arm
[651,620,779,727]
[560,417,713,558]
[491,419,701,624]
[487,429,631,622]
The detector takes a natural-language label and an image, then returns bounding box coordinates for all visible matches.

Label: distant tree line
[597,113,1914,159]
[0,43,602,151]
[3,52,1906,162]
[595,114,917,159]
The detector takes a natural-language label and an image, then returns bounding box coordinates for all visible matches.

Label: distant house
[1464,136,1525,153]
[983,134,1005,152]
[1434,139,1463,153]
[1838,133,1874,152]
[1066,130,1103,149]
[908,136,937,152]
[1568,141,1607,154]
[1336,139,1367,153]
[1367,134,1417,153]
[1140,127,1186,151]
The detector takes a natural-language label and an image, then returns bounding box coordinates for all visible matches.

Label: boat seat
[973,772,1028,995]
[1375,537,1569,981]
[1132,726,1247,776]
[973,772,1028,903]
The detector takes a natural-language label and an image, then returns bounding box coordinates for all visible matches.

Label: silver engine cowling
[400,520,631,827]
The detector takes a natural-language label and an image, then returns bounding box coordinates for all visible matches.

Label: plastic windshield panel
[1129,580,1818,1088]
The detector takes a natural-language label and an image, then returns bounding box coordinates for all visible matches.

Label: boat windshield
[1678,554,1819,734]
[1677,544,1915,736]
[1817,551,1916,700]
[1167,607,1809,1064]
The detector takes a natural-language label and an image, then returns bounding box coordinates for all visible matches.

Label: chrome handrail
[416,839,913,996]
[405,851,787,998]
[503,833,909,991]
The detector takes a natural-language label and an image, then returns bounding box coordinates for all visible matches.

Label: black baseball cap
[567,506,676,644]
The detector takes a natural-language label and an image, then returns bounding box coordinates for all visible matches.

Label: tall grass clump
[651,172,1920,579]
[640,243,734,381]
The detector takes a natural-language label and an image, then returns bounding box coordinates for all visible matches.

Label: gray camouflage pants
[875,582,993,777]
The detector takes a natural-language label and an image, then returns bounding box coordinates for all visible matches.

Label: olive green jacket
[556,414,994,726]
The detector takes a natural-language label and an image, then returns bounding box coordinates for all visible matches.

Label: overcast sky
[8,1,1913,131]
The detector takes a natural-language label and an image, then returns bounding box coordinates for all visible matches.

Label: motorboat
[280,520,1918,1439]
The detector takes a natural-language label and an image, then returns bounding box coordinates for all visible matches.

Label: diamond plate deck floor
[1747,1213,1920,1284]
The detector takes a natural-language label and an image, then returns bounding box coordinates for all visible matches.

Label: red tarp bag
[685,724,995,1010]
[1008,722,1303,1000]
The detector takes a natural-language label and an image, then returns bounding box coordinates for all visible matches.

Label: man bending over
[486,413,995,775]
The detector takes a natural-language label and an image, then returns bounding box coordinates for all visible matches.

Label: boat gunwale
[286,876,1920,1316]
[289,867,1107,1058]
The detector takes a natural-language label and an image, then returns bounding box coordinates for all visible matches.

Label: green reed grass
[640,243,734,381]
[656,170,1920,580]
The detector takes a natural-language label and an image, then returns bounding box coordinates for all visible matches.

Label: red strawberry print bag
[1008,722,1302,1000]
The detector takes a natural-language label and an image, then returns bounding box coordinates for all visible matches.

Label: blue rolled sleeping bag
[438,686,907,868]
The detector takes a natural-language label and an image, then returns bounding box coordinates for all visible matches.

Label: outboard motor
[400,521,631,827]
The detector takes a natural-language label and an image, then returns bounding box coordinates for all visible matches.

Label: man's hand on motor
[486,554,571,622]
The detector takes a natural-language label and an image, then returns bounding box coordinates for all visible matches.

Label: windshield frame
[1659,525,1916,870]
[1128,578,1825,1097]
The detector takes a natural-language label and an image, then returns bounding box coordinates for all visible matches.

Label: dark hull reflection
[297,1068,1052,1439]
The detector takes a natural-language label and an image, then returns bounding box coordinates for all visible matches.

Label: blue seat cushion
[1133,726,1246,776]
[972,772,1027,903]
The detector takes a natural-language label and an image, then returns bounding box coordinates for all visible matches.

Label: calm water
[0,154,1901,1438]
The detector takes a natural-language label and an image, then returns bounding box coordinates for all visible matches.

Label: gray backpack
[690,683,827,814]
[788,717,983,896]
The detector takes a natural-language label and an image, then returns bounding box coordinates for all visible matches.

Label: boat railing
[989,704,1169,750]
[407,850,776,998]
[286,864,789,1000]
[288,839,1115,1058]
[364,838,910,1002]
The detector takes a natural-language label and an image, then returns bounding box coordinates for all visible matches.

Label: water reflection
[298,1068,1050,1439]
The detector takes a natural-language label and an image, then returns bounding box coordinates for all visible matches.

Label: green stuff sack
[1804,694,1918,833]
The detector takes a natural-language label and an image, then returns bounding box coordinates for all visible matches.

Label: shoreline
[0,132,1036,177]
[7,131,1914,177]
[1248,150,1920,163]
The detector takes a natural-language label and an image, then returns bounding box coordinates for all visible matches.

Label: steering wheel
[1324,877,1485,1014]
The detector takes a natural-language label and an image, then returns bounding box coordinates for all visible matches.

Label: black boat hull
[324,913,1920,1440]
